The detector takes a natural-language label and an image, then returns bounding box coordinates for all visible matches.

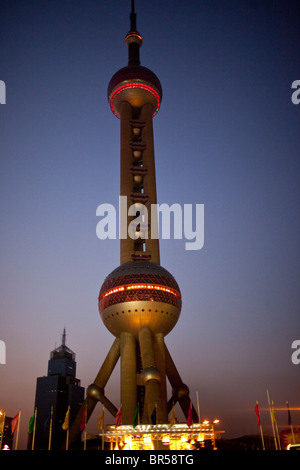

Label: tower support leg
[154,333,168,422]
[65,338,120,449]
[138,327,162,424]
[164,343,198,422]
[120,331,137,424]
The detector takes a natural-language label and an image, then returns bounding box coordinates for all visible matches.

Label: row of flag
[8,399,196,447]
[254,396,296,450]
[114,401,193,429]
[61,405,104,433]
[254,400,295,427]
[6,396,296,450]
[5,409,36,450]
[10,410,36,436]
[5,401,191,450]
[60,405,104,450]
[6,388,200,449]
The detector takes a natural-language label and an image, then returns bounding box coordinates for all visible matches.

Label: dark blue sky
[0,0,299,449]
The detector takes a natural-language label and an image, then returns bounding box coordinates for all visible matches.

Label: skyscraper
[68,1,197,448]
[30,329,84,449]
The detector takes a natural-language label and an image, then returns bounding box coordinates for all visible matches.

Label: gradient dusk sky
[0,0,299,449]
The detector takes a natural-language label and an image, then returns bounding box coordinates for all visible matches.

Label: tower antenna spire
[130,0,136,31]
[125,0,142,66]
[62,327,66,347]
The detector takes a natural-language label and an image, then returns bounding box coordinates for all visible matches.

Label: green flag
[28,414,35,434]
[133,405,139,428]
[151,406,157,425]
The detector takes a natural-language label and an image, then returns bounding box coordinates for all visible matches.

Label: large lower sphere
[98,261,181,338]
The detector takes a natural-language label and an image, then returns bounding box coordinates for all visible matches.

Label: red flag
[80,406,87,432]
[11,412,20,434]
[115,406,122,427]
[187,403,193,427]
[254,402,260,426]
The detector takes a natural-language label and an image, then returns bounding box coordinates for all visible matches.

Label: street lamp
[212,419,220,450]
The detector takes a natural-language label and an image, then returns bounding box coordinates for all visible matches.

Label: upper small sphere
[125,31,143,48]
[108,65,162,118]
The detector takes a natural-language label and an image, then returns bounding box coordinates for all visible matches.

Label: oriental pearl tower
[68,1,197,447]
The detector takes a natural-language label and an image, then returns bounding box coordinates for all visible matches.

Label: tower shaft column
[138,326,162,423]
[154,333,168,422]
[140,103,160,264]
[120,332,137,424]
[120,101,135,264]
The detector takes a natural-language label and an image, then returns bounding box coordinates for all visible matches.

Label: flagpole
[187,400,193,427]
[291,423,295,444]
[0,410,5,450]
[255,402,265,450]
[48,406,53,450]
[155,403,158,450]
[259,422,265,450]
[196,390,200,424]
[272,401,281,450]
[66,405,70,450]
[15,410,21,450]
[170,401,175,427]
[266,390,278,450]
[83,404,87,451]
[287,401,295,444]
[31,408,37,450]
[98,406,105,450]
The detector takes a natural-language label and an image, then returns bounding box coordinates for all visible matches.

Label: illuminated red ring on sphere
[107,65,162,118]
[99,282,181,312]
[109,82,161,117]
